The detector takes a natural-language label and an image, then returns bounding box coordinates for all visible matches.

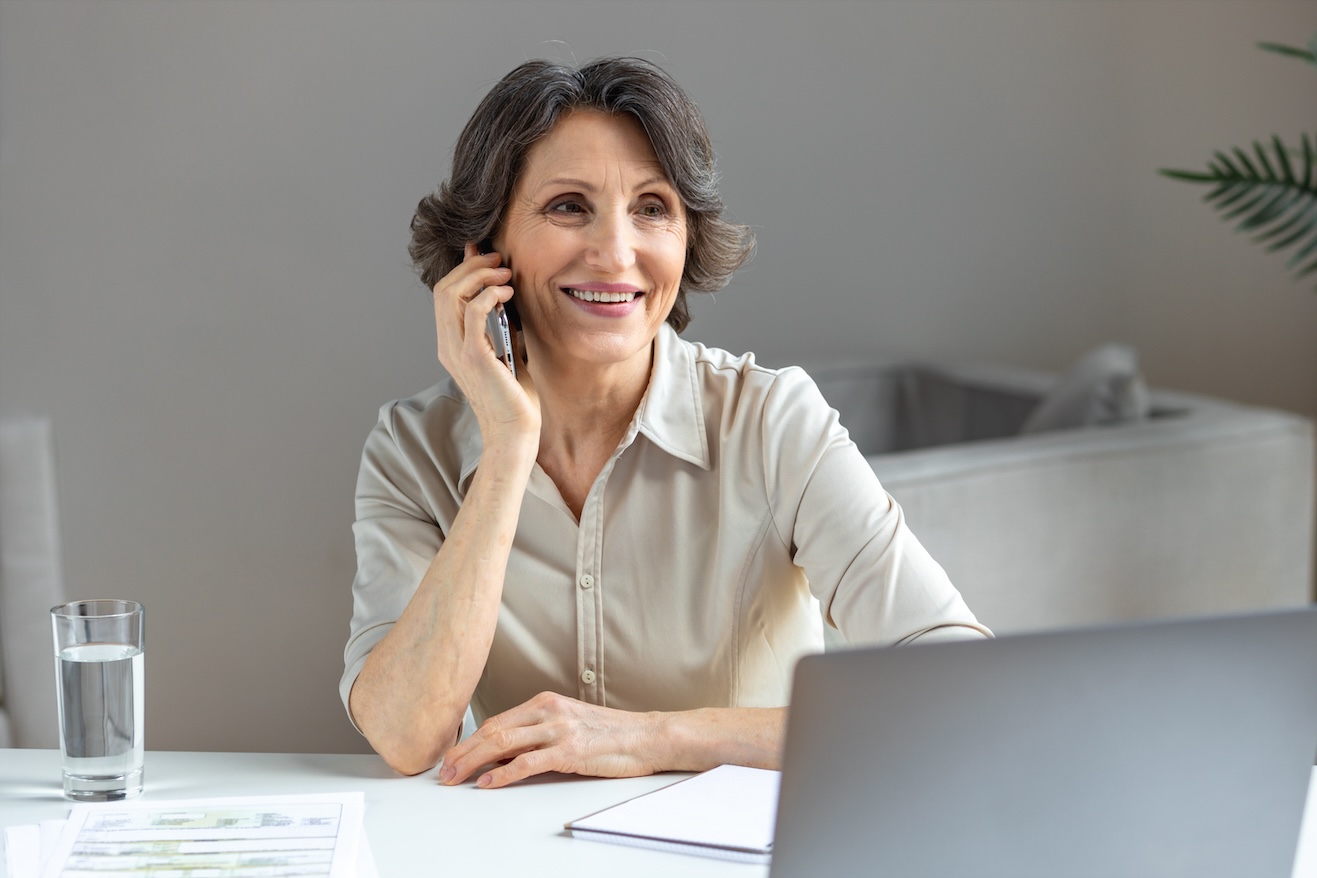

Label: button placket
[576,446,624,704]
[577,572,598,695]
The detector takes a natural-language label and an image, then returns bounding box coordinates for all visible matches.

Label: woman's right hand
[432,243,540,444]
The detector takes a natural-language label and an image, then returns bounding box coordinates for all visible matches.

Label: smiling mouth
[564,288,639,304]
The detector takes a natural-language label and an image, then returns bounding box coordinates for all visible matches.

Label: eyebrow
[534,174,676,195]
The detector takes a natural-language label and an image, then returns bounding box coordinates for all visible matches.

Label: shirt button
[579,574,594,590]
[581,669,596,685]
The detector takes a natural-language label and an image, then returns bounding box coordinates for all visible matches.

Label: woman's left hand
[437,692,665,789]
[437,694,788,789]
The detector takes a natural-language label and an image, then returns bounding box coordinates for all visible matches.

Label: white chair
[0,417,67,747]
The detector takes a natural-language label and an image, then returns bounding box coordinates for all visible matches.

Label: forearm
[350,439,536,775]
[657,706,788,772]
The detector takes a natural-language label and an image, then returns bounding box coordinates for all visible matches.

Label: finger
[461,240,502,269]
[465,282,513,312]
[433,245,505,301]
[442,715,495,767]
[475,748,557,789]
[461,285,513,351]
[442,732,538,785]
[434,263,509,306]
[441,712,545,784]
[433,273,510,364]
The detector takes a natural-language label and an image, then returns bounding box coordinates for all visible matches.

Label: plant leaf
[1221,186,1277,222]
[1165,134,1317,289]
[1204,180,1241,203]
[1287,227,1317,269]
[1302,132,1314,190]
[1233,147,1261,178]
[1239,184,1301,229]
[1273,134,1296,183]
[1213,150,1242,177]
[1252,141,1277,180]
[1257,40,1317,64]
[1158,168,1219,183]
[1211,178,1260,210]
[1260,200,1317,251]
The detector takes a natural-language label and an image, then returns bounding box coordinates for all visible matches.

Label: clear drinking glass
[50,599,145,801]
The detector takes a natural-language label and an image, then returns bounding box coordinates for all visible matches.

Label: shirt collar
[635,323,711,470]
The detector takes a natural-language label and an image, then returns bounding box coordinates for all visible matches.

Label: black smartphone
[479,239,517,377]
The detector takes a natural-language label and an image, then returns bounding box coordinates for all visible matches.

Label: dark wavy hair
[408,57,753,332]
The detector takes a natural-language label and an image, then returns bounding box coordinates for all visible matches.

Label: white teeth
[566,288,636,304]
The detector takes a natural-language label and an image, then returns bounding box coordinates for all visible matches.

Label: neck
[524,341,654,520]
[531,344,652,459]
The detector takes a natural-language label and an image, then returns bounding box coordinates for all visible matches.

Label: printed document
[26,792,367,878]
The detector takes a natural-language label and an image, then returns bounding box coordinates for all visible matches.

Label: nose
[585,208,637,273]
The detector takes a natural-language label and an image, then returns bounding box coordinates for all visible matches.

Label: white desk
[0,749,759,877]
[3,749,1316,877]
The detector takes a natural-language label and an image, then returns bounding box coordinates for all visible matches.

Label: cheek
[659,237,688,286]
[509,227,575,276]
[664,220,689,276]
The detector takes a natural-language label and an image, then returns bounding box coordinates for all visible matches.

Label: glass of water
[50,599,145,801]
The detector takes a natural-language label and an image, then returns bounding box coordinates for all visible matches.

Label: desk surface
[0,749,761,877]
[3,749,1317,877]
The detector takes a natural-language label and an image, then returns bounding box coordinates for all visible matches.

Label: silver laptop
[771,607,1317,878]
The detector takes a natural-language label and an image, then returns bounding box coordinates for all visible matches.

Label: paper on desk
[6,823,377,878]
[566,763,780,863]
[19,792,369,878]
[3,821,64,878]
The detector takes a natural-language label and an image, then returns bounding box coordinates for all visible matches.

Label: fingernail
[476,773,492,788]
[439,765,455,784]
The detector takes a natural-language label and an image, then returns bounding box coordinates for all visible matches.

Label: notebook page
[568,764,779,853]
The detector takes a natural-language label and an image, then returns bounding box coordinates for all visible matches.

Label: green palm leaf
[1160,132,1317,288]
[1257,38,1317,66]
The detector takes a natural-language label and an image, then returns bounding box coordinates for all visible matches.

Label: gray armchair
[0,417,67,747]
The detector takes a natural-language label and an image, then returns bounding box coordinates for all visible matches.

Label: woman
[342,57,988,787]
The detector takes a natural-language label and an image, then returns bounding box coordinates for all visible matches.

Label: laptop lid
[771,607,1317,878]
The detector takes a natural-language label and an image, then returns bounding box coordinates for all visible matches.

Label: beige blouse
[341,324,988,729]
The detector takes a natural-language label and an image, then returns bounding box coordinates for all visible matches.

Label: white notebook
[566,764,780,864]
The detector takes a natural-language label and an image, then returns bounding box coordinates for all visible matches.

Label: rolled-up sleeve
[760,368,990,646]
[339,400,449,726]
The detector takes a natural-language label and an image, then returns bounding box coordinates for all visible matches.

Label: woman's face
[494,109,687,378]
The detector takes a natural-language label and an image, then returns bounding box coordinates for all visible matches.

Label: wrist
[654,708,788,773]
[650,710,704,773]
[476,433,539,475]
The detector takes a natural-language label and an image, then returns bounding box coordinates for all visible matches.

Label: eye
[548,198,586,215]
[638,200,669,219]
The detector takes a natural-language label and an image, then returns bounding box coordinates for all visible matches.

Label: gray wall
[2,0,1314,754]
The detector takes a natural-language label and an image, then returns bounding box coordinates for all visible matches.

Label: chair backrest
[0,417,66,747]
